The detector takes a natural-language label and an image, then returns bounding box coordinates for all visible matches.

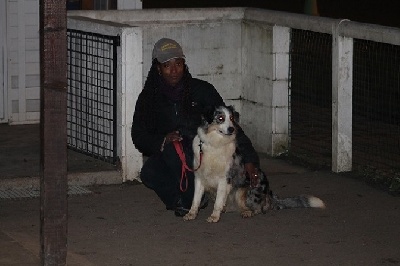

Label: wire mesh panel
[289,29,332,169]
[67,29,120,164]
[353,40,400,177]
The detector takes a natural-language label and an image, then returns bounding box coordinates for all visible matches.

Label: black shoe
[174,206,190,217]
[174,197,190,217]
[174,194,209,217]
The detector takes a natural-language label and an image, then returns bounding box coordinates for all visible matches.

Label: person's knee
[140,157,160,188]
[161,143,180,163]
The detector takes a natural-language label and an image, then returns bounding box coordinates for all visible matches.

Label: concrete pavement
[1,156,399,265]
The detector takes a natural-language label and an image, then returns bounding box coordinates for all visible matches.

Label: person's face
[158,58,185,87]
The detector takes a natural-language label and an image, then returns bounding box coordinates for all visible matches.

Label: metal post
[39,0,68,265]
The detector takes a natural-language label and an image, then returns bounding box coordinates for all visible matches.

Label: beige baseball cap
[152,38,186,63]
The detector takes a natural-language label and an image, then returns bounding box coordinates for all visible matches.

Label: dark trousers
[140,137,195,210]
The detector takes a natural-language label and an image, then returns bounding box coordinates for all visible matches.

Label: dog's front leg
[183,177,204,221]
[207,181,231,223]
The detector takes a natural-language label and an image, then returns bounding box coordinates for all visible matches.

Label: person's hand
[244,162,259,187]
[165,131,182,143]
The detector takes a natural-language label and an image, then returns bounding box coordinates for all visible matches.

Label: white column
[118,27,143,182]
[271,25,290,156]
[332,21,353,172]
[17,0,27,123]
[0,0,7,121]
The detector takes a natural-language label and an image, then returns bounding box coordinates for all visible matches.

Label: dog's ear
[227,105,240,123]
[201,105,216,125]
[233,110,240,123]
[202,105,215,124]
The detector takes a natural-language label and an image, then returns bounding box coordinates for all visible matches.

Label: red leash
[173,140,202,192]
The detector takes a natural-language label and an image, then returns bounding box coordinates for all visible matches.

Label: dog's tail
[271,195,325,210]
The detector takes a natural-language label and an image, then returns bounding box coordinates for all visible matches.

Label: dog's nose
[228,127,235,134]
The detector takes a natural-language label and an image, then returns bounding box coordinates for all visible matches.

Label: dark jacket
[131,78,259,166]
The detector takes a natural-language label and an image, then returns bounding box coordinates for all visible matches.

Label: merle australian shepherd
[183,105,325,223]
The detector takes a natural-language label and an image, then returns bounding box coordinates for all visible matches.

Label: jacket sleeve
[131,91,165,157]
[195,80,225,107]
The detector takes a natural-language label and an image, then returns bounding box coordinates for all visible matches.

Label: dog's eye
[216,114,225,124]
[229,115,234,122]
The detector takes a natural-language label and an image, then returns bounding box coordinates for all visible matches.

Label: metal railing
[289,28,400,185]
[67,29,120,164]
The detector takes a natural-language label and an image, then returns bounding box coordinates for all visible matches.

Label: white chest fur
[192,135,236,189]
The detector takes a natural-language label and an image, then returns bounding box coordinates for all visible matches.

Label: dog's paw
[206,214,220,223]
[240,210,254,218]
[183,211,197,221]
[221,206,227,213]
[252,209,262,215]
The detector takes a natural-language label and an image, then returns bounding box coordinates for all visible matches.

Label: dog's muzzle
[220,126,235,136]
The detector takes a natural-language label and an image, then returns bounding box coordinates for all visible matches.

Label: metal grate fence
[353,40,400,176]
[289,29,332,169]
[289,28,400,183]
[67,29,120,164]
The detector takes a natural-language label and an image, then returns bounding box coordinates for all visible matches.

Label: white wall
[118,0,142,10]
[141,21,244,105]
[7,0,40,124]
[67,9,250,109]
[126,13,278,157]
[2,0,142,125]
[0,1,6,122]
[68,8,289,181]
[241,21,273,153]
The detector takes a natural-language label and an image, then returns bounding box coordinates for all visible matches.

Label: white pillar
[16,0,27,123]
[332,21,353,172]
[0,0,7,121]
[118,27,143,182]
[271,25,290,156]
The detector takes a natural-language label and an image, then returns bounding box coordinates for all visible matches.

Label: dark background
[143,0,400,29]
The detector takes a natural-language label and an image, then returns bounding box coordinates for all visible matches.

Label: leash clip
[198,140,203,154]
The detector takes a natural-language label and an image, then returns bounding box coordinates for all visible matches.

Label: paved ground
[0,124,117,180]
[1,153,400,265]
[0,124,121,190]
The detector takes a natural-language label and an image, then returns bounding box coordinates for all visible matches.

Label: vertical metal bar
[112,37,119,163]
[84,33,89,152]
[67,31,72,147]
[288,30,293,151]
[39,0,67,265]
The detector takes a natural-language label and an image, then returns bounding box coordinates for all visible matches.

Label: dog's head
[199,105,239,139]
